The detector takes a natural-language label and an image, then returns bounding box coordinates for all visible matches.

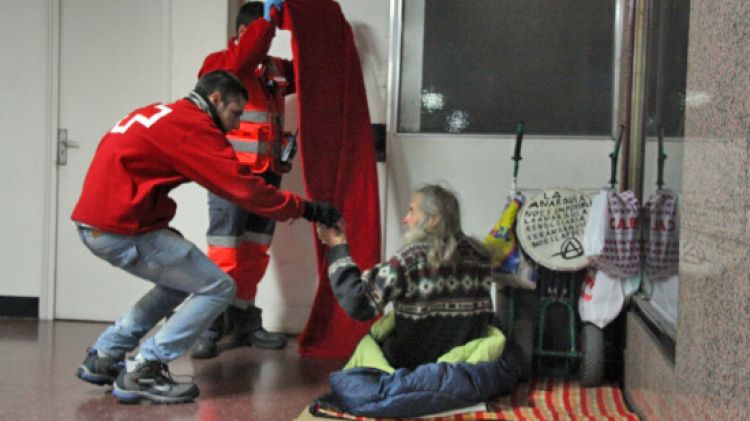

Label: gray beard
[400,226,429,248]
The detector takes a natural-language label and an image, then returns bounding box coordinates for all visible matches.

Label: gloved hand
[303,201,342,227]
[263,0,284,22]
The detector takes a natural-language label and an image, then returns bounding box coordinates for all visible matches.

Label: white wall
[0,0,53,298]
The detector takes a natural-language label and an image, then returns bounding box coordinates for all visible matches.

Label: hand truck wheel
[579,322,604,387]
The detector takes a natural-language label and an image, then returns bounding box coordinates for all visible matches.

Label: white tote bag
[579,268,624,329]
[583,190,609,257]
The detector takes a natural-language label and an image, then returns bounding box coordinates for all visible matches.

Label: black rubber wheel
[579,323,604,387]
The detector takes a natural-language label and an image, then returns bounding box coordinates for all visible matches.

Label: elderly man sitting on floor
[313,184,523,418]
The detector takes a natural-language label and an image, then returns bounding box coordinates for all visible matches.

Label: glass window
[644,0,690,137]
[641,0,690,328]
[398,0,617,135]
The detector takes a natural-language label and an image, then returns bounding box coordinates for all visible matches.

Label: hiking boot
[190,312,226,359]
[247,327,288,349]
[112,359,199,404]
[190,334,218,359]
[75,348,124,386]
[227,306,287,350]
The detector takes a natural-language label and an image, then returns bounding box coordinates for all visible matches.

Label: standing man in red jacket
[191,0,298,358]
[72,70,340,404]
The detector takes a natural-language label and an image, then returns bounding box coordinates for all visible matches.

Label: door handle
[57,128,79,165]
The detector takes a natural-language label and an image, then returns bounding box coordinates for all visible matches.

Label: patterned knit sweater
[327,238,494,369]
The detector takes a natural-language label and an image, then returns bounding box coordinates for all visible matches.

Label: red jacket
[199,17,278,81]
[71,99,305,235]
[199,18,295,174]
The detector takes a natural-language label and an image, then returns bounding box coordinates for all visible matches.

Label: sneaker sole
[112,385,199,404]
[76,365,115,386]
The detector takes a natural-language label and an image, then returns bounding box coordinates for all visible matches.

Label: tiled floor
[0,319,344,421]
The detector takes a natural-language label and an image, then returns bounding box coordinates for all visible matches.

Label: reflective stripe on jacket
[230,56,290,174]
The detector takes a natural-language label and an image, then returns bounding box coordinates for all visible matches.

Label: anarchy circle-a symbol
[552,238,584,260]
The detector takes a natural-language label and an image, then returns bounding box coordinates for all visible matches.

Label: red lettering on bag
[609,217,637,230]
[652,220,676,232]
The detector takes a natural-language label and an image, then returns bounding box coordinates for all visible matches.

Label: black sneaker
[75,348,124,386]
[112,360,199,404]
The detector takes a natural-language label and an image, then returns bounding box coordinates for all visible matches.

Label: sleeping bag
[311,313,524,418]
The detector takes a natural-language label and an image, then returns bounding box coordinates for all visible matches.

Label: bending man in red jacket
[191,0,297,358]
[72,70,340,404]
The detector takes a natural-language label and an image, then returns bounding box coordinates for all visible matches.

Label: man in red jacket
[72,70,339,404]
[191,0,297,358]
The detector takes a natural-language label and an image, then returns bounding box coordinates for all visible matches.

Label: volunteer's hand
[302,201,341,227]
[263,0,284,22]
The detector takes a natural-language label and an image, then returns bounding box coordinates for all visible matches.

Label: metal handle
[511,121,525,195]
[657,125,667,190]
[512,121,525,164]
[608,125,625,189]
[57,129,78,165]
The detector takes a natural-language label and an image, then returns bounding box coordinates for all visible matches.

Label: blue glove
[263,0,284,22]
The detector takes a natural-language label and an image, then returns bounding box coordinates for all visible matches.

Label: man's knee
[216,275,237,302]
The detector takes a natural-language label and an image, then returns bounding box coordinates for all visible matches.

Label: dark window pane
[645,0,690,137]
[398,0,615,135]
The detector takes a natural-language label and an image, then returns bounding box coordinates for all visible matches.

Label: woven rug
[299,378,640,421]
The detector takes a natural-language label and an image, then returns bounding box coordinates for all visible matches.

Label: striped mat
[304,378,640,421]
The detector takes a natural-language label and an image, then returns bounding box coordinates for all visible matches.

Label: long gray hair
[414,184,489,266]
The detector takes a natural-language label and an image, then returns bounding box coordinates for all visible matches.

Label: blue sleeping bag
[312,313,524,418]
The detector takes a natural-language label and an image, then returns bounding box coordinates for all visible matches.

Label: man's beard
[400,225,429,248]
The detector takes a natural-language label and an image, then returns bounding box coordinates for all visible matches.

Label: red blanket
[282,0,381,358]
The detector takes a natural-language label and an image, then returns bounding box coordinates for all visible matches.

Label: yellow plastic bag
[483,196,537,289]
[483,196,523,271]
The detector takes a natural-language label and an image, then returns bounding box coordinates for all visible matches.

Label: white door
[55,0,169,321]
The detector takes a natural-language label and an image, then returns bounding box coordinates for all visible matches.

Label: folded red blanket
[282,0,381,358]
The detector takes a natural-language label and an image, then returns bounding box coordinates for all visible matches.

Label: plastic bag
[483,196,523,272]
[492,249,538,290]
[483,195,537,289]
[583,190,608,257]
[621,273,641,300]
[644,190,680,280]
[589,190,641,278]
[579,268,624,328]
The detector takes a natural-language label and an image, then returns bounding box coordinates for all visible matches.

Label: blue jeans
[77,226,236,362]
